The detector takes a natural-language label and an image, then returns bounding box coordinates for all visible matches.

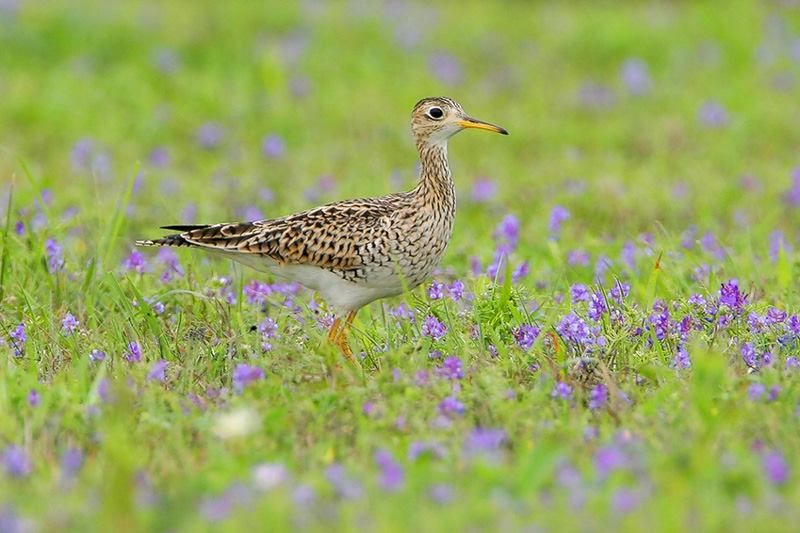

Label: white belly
[225,252,404,313]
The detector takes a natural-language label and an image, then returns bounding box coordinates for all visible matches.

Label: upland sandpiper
[137,97,507,362]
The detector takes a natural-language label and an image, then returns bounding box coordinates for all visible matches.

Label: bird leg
[326,311,358,364]
[327,318,343,343]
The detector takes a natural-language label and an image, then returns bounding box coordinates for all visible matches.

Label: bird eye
[426,107,444,119]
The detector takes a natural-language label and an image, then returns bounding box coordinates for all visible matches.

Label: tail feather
[160,224,209,232]
[135,234,192,248]
[136,221,264,250]
[136,224,213,248]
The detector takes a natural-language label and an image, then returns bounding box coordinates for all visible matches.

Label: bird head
[411,97,508,147]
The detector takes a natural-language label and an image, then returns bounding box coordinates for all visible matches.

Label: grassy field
[1,0,800,530]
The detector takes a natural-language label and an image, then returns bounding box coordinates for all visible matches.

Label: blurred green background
[3,0,799,250]
[1,1,800,531]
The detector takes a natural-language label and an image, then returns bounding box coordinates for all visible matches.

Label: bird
[136,97,508,362]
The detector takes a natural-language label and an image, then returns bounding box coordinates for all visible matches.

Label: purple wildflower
[61,313,79,335]
[647,301,670,341]
[414,370,430,387]
[148,146,171,167]
[588,291,607,321]
[325,464,363,500]
[512,324,540,350]
[258,317,278,351]
[786,315,800,337]
[122,250,147,273]
[494,214,520,251]
[549,206,570,236]
[27,389,39,408]
[428,281,445,300]
[568,249,591,266]
[748,383,766,401]
[551,381,573,400]
[438,396,465,417]
[89,349,106,363]
[471,177,496,202]
[71,138,94,170]
[698,100,729,127]
[156,248,184,282]
[8,323,25,357]
[620,58,651,96]
[438,356,463,380]
[595,445,628,477]
[741,343,757,368]
[261,134,286,159]
[2,446,31,478]
[700,232,724,259]
[557,312,595,346]
[232,364,264,393]
[762,450,789,485]
[60,447,83,480]
[362,401,377,417]
[610,281,630,302]
[674,314,691,340]
[14,221,24,236]
[579,81,616,109]
[97,378,112,404]
[486,248,508,281]
[421,315,447,341]
[512,261,529,283]
[594,255,613,281]
[125,341,142,363]
[570,284,590,303]
[464,428,506,457]
[768,385,780,402]
[488,344,499,358]
[244,280,272,305]
[374,449,404,491]
[147,360,168,382]
[428,51,463,85]
[748,312,766,334]
[429,484,454,504]
[693,264,711,282]
[612,488,642,514]
[469,255,482,276]
[672,346,691,369]
[198,483,253,522]
[196,122,224,149]
[784,168,800,207]
[688,294,706,306]
[447,280,465,301]
[719,280,746,312]
[769,230,791,261]
[766,307,787,325]
[621,241,637,270]
[292,484,315,507]
[588,383,608,410]
[44,238,65,273]
[252,463,288,492]
[390,303,415,322]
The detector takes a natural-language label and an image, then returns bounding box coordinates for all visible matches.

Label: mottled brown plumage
[137,97,507,361]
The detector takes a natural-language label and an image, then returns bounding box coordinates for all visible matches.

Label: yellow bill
[457,117,509,135]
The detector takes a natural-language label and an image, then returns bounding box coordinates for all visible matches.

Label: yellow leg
[327,311,358,364]
[327,318,342,343]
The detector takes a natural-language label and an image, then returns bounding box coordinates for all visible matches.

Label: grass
[1,0,800,530]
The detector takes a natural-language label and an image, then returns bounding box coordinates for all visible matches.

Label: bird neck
[414,140,454,201]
